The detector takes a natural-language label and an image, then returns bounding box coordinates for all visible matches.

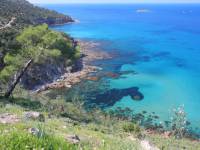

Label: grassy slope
[0,97,199,150]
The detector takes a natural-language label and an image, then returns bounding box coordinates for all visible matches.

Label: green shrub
[123,122,141,134]
[0,130,76,150]
[171,105,188,139]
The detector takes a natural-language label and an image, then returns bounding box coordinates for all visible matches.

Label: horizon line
[34,2,200,4]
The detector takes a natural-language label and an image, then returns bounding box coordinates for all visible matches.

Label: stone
[140,140,160,150]
[127,135,137,141]
[163,131,172,138]
[0,113,20,124]
[28,127,40,136]
[131,94,143,101]
[24,111,45,122]
[65,134,80,144]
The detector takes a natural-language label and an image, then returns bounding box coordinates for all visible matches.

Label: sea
[41,3,200,136]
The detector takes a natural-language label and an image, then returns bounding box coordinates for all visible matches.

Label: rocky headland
[35,41,111,93]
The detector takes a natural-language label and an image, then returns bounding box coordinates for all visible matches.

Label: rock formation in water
[88,87,144,108]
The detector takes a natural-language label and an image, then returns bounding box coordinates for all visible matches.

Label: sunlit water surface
[41,4,200,135]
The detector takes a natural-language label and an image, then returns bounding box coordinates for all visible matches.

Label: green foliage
[123,122,141,138]
[16,24,77,62]
[108,107,133,120]
[74,45,81,60]
[171,105,188,139]
[0,0,73,28]
[0,0,74,91]
[147,134,200,150]
[0,130,76,150]
[0,0,73,74]
[0,24,79,88]
[0,95,200,150]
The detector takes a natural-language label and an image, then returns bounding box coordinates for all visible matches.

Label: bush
[123,122,141,134]
[0,130,76,150]
[171,105,188,139]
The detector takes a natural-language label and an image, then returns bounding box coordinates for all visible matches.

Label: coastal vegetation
[0,0,73,28]
[0,95,200,150]
[1,24,80,97]
[0,0,76,96]
[0,0,200,149]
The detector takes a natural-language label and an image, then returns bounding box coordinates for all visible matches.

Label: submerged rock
[88,87,144,108]
[142,111,147,114]
[86,76,100,81]
[131,95,143,101]
[104,72,120,79]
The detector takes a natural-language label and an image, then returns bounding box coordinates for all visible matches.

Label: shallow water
[42,4,200,134]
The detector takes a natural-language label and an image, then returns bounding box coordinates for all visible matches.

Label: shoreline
[35,40,111,93]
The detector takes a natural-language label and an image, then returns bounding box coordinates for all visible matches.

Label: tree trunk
[4,59,33,98]
[0,52,5,72]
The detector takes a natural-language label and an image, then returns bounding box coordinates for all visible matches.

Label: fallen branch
[0,17,16,30]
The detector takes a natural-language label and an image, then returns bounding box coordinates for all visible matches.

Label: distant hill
[0,0,74,29]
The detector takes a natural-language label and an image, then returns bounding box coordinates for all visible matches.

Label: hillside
[0,0,78,94]
[0,95,200,150]
[0,0,74,28]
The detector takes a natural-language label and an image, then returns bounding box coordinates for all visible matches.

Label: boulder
[28,127,40,136]
[163,131,172,138]
[24,111,45,122]
[132,95,143,101]
[65,134,80,144]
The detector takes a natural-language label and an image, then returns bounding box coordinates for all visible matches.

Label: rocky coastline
[35,40,111,93]
[36,16,74,26]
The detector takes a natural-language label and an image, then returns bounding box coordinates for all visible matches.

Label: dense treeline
[0,0,74,63]
[0,0,73,28]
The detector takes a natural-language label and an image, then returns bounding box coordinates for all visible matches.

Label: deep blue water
[41,4,200,134]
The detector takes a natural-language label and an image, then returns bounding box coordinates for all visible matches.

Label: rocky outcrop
[36,16,74,26]
[140,140,160,150]
[21,60,66,90]
[36,65,100,93]
[24,111,45,122]
[35,41,111,93]
[20,38,79,90]
[65,134,80,144]
[0,113,20,124]
[0,17,16,30]
[87,87,144,108]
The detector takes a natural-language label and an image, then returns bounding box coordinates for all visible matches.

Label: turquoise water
[43,4,200,134]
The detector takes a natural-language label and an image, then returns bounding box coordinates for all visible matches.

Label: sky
[28,0,200,4]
